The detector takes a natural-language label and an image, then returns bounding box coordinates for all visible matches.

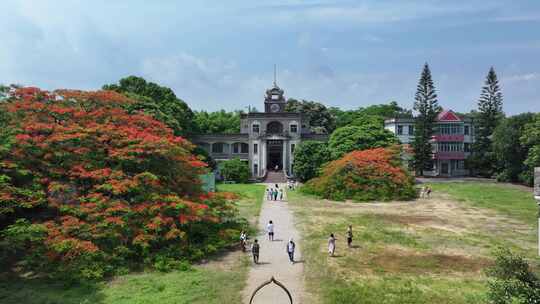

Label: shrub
[292,141,331,182]
[220,158,250,183]
[486,248,540,304]
[0,87,242,281]
[302,147,416,201]
[328,124,397,160]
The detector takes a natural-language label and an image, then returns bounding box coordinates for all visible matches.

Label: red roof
[437,109,461,122]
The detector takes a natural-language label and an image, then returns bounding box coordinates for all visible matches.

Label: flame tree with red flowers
[0,88,242,281]
[302,146,416,201]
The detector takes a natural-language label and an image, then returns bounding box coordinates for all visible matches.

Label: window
[267,121,284,134]
[253,143,258,154]
[252,124,260,133]
[464,143,471,152]
[408,125,414,135]
[233,143,239,154]
[464,125,470,135]
[291,144,295,154]
[212,143,224,153]
[397,125,403,135]
[241,143,249,154]
[254,164,258,175]
[290,124,298,133]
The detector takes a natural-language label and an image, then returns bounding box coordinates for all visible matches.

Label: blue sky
[1,0,539,114]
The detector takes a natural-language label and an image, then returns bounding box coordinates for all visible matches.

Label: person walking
[273,188,278,201]
[425,186,432,198]
[266,188,271,200]
[279,189,284,201]
[251,239,260,264]
[346,225,353,248]
[267,220,274,241]
[286,238,296,264]
[328,233,336,256]
[240,230,248,252]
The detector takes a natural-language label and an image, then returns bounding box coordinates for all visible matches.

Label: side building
[191,83,328,180]
[384,109,475,177]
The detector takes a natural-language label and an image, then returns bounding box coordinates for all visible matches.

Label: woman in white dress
[328,233,336,256]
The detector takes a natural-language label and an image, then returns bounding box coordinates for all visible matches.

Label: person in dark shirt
[251,239,260,264]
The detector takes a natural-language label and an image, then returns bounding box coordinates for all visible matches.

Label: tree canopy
[302,147,416,201]
[0,87,241,281]
[193,110,241,134]
[285,99,336,134]
[470,67,504,177]
[493,113,536,185]
[331,101,412,129]
[328,123,398,160]
[412,63,441,175]
[103,76,195,136]
[292,141,331,182]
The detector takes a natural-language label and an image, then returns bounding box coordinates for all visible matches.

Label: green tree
[521,114,540,184]
[220,158,250,183]
[193,110,241,134]
[486,248,540,304]
[285,99,336,134]
[412,63,441,176]
[470,67,504,177]
[328,124,398,160]
[292,141,331,182]
[493,113,536,185]
[331,102,412,129]
[103,76,195,136]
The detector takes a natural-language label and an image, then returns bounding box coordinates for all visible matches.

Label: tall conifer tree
[470,67,504,176]
[412,63,441,175]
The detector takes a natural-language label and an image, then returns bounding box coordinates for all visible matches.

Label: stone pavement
[242,184,306,304]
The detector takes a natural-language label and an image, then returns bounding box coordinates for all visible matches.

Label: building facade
[384,110,475,177]
[191,83,327,179]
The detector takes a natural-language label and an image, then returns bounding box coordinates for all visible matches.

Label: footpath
[242,184,306,304]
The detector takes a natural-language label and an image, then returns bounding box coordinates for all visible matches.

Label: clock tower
[264,83,286,113]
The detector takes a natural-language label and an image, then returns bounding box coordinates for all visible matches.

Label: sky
[1,0,539,114]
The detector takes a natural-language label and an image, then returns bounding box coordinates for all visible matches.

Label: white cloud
[503,73,539,83]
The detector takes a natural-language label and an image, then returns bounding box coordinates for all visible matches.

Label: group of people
[419,185,432,198]
[244,221,356,264]
[266,184,283,201]
[245,220,297,265]
[286,180,298,190]
[327,225,354,257]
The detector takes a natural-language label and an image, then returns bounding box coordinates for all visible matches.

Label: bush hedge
[301,147,416,201]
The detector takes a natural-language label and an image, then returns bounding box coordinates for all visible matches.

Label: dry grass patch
[286,182,539,304]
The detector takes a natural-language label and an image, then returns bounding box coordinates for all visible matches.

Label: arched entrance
[267,139,283,170]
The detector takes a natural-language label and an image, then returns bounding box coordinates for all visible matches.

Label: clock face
[270,104,280,112]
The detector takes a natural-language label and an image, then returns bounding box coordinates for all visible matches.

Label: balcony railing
[432,134,465,141]
[434,151,465,160]
[256,131,297,139]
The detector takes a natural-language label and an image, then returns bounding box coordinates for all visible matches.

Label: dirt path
[242,184,307,304]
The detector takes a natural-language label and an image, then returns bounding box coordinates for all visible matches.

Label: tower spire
[273,64,277,87]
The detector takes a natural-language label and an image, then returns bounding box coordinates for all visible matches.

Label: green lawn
[0,184,264,304]
[217,183,266,223]
[287,182,539,304]
[0,260,249,304]
[427,182,538,226]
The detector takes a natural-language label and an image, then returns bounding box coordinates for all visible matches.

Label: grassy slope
[217,183,266,222]
[287,182,539,304]
[427,182,537,226]
[0,184,265,304]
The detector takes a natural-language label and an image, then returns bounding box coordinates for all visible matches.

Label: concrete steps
[264,171,287,183]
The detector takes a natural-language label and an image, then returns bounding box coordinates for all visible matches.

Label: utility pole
[534,167,540,256]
